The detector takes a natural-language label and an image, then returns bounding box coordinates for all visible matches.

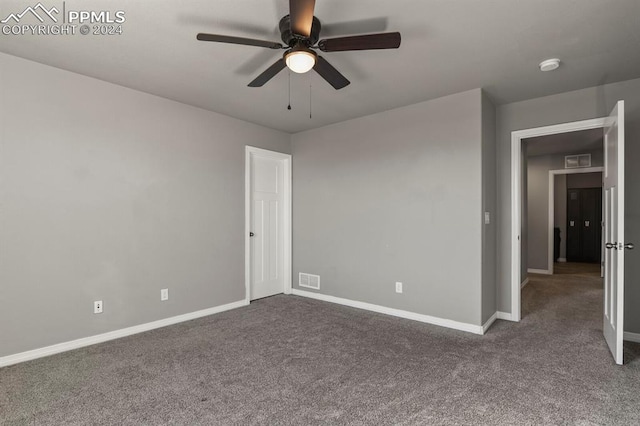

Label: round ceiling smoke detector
[539,58,561,72]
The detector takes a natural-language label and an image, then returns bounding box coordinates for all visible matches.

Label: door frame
[244,146,292,303]
[547,166,604,274]
[510,117,607,321]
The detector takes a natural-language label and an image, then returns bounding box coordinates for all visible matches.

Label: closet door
[566,188,602,263]
[567,189,582,261]
[581,188,602,262]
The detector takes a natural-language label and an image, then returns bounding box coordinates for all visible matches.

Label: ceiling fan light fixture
[285,46,317,73]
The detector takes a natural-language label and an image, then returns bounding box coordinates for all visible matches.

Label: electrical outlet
[94,300,103,314]
[395,282,403,294]
[161,288,169,301]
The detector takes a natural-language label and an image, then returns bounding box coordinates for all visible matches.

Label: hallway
[523,262,636,361]
[524,262,602,324]
[553,262,601,276]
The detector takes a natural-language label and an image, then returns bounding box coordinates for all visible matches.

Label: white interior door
[246,148,290,300]
[603,101,625,365]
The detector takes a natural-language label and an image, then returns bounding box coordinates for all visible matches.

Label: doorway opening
[543,169,604,275]
[522,141,605,318]
[564,182,602,266]
[523,129,604,278]
[510,101,628,364]
[511,117,608,321]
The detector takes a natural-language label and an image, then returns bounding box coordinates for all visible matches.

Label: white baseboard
[557,258,567,263]
[482,312,498,334]
[624,331,640,343]
[291,289,485,335]
[496,311,515,321]
[528,268,551,275]
[521,278,530,289]
[0,299,248,368]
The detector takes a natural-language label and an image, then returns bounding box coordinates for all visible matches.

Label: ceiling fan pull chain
[309,81,312,119]
[287,70,292,110]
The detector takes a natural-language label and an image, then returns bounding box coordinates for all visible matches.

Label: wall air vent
[565,154,591,169]
[299,272,320,290]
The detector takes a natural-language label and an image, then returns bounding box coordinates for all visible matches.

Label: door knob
[605,242,617,250]
[624,243,635,250]
[249,232,255,237]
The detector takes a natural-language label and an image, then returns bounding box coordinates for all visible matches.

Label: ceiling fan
[196,0,401,90]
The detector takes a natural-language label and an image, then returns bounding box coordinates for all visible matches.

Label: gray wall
[521,146,528,282]
[0,53,291,357]
[481,92,497,323]
[526,150,602,270]
[497,77,640,333]
[526,154,554,271]
[292,89,485,326]
[567,172,603,189]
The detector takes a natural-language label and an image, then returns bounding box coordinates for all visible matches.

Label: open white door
[603,101,627,365]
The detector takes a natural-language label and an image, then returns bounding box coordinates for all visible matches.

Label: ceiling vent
[565,154,591,169]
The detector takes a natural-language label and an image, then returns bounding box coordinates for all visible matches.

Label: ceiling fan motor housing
[279,15,321,47]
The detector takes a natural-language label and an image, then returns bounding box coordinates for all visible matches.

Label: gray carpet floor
[1,264,640,425]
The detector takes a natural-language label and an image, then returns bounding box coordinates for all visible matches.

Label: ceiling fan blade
[313,56,350,90]
[321,17,388,37]
[289,0,316,37]
[248,58,287,87]
[318,32,401,52]
[197,33,283,49]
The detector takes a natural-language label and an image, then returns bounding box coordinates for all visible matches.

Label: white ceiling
[525,128,603,157]
[1,0,639,133]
